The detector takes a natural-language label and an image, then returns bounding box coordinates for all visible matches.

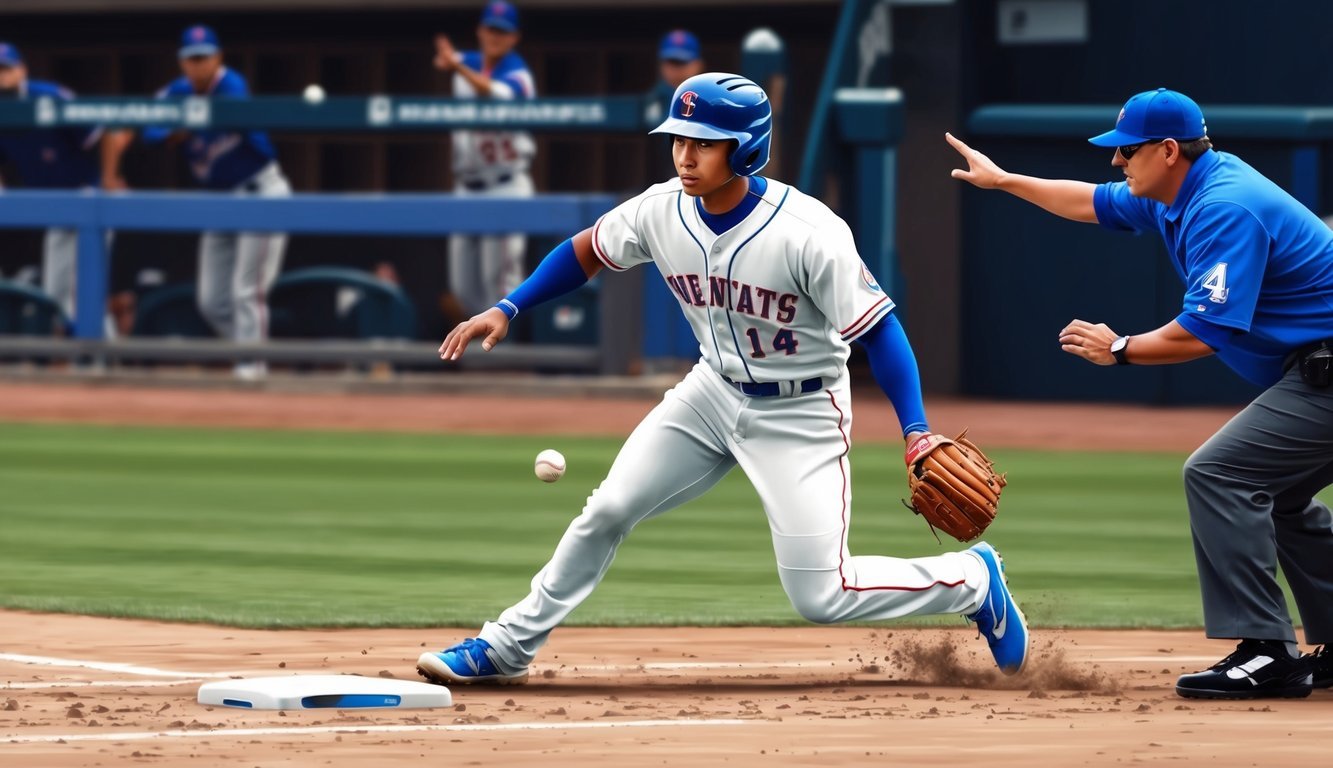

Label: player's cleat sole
[964,541,1030,675]
[415,638,529,686]
[1176,640,1313,700]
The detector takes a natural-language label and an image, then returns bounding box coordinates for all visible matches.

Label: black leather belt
[462,173,513,191]
[723,374,823,397]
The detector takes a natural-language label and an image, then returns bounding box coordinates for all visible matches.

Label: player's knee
[578,488,642,535]
[790,595,841,625]
[782,575,844,624]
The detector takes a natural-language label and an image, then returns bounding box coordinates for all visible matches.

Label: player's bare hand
[439,307,510,361]
[433,35,458,71]
[946,132,1006,189]
[1059,319,1118,366]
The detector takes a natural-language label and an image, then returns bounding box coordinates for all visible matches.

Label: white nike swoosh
[463,650,482,674]
[992,590,1008,640]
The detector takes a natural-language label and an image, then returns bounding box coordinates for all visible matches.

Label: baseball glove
[902,430,1006,542]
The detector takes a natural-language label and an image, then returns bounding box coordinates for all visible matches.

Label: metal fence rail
[0,190,635,373]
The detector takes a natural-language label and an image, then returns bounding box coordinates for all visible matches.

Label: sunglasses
[1117,139,1166,160]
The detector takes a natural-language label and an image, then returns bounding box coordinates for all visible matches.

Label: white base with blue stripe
[198,674,452,710]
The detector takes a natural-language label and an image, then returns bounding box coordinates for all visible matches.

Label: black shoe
[1306,645,1333,689]
[1176,639,1313,700]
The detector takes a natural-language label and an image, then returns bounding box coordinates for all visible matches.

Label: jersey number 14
[745,328,798,358]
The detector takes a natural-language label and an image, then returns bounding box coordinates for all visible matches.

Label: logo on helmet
[680,90,698,118]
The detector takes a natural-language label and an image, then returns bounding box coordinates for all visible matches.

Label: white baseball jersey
[451,50,536,181]
[475,174,991,673]
[590,177,894,383]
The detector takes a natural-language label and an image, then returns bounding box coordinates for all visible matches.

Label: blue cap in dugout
[178,25,221,59]
[650,72,772,177]
[480,1,520,32]
[0,41,23,67]
[659,29,701,62]
[1088,88,1208,146]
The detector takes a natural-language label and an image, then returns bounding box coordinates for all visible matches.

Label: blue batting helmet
[650,72,771,177]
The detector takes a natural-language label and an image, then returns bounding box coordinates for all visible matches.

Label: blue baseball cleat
[416,637,529,686]
[965,541,1030,675]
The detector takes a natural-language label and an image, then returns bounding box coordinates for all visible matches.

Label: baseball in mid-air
[534,449,566,483]
[302,84,326,104]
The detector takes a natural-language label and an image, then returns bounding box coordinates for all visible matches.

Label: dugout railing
[0,95,645,373]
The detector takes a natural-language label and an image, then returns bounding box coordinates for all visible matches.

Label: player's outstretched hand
[439,307,510,361]
[945,132,1006,189]
[1059,318,1118,365]
[433,35,458,71]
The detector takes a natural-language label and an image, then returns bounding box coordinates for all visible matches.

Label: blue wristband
[493,299,519,320]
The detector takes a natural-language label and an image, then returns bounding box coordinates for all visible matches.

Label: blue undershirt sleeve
[858,313,929,437]
[494,237,589,319]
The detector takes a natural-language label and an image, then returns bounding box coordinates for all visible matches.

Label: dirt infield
[3,612,1331,767]
[5,379,1327,766]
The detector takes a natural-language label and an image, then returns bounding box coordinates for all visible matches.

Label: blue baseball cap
[178,24,221,59]
[659,29,700,62]
[0,42,23,68]
[1089,88,1208,147]
[480,1,520,32]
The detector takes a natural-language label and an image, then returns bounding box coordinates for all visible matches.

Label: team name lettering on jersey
[663,273,798,322]
[593,178,895,383]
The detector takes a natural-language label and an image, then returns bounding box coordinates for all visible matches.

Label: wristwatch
[1110,335,1131,365]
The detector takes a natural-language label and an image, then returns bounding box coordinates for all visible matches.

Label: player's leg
[483,174,533,303]
[196,231,238,338]
[419,364,737,683]
[1269,460,1333,648]
[477,232,527,308]
[446,233,484,319]
[727,373,1025,672]
[232,230,286,343]
[1177,368,1330,698]
[41,228,78,320]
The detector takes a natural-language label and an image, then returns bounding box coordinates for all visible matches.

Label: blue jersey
[1094,149,1333,386]
[145,67,276,190]
[0,79,101,188]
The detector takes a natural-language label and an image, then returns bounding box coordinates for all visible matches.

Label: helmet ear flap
[729,129,772,177]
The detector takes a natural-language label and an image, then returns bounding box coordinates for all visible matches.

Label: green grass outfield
[0,421,1305,630]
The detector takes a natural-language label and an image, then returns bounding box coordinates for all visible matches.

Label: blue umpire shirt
[144,67,276,190]
[1093,149,1333,386]
[0,79,101,188]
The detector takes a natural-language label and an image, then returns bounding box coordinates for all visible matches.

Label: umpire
[948,88,1333,700]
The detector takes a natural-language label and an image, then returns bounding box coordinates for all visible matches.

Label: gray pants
[44,227,116,334]
[1183,365,1333,645]
[447,173,532,317]
[197,163,290,342]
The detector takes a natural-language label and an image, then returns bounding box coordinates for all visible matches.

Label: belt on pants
[722,374,823,397]
[1284,339,1333,372]
[461,173,514,191]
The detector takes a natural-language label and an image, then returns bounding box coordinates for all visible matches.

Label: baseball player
[418,73,1029,686]
[948,88,1333,699]
[0,41,118,329]
[102,25,289,380]
[433,0,536,322]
